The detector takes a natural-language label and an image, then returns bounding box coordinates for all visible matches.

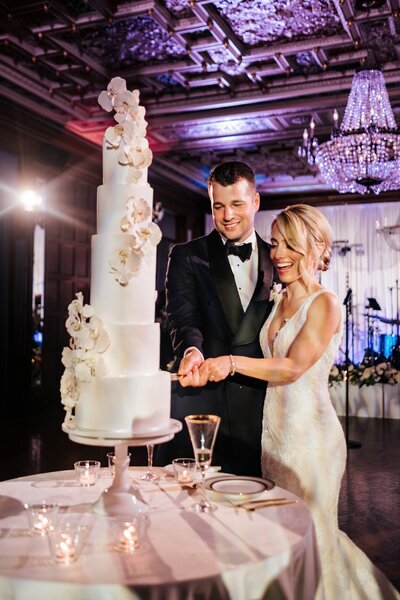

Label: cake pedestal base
[62,419,182,516]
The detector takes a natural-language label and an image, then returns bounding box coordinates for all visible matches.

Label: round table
[0,468,321,599]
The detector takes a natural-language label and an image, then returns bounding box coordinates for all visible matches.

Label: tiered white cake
[60,77,171,437]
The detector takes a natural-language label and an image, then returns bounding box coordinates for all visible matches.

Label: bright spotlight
[21,190,43,212]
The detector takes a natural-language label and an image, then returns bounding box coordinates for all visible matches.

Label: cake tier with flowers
[60,77,171,437]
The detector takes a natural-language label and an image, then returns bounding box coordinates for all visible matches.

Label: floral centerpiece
[329,360,399,388]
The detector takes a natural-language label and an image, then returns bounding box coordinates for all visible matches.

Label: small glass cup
[74,460,101,486]
[112,514,148,553]
[107,452,131,477]
[48,515,91,564]
[24,501,59,536]
[172,458,197,485]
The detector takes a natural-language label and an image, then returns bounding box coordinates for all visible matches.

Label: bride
[180,204,398,599]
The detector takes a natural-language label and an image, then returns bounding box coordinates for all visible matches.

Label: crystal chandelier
[301,70,400,195]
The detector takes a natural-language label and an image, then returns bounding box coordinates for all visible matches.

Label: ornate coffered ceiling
[1,0,399,208]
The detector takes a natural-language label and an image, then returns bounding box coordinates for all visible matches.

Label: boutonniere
[269,282,283,302]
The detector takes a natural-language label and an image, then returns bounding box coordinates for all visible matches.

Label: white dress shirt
[221,231,258,312]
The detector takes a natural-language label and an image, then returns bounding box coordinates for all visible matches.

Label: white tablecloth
[0,468,320,600]
[330,382,400,419]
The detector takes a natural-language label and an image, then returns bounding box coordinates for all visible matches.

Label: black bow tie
[225,240,252,262]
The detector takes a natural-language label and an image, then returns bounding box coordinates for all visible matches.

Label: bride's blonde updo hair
[272,204,333,271]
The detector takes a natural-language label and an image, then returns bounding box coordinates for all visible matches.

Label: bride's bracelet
[229,354,236,377]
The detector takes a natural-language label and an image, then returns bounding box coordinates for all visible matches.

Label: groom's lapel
[233,234,274,347]
[207,230,244,336]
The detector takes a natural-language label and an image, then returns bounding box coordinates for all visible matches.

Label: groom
[156,161,275,476]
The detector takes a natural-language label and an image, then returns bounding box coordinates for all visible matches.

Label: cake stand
[62,419,182,516]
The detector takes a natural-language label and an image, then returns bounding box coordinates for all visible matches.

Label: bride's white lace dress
[260,289,399,600]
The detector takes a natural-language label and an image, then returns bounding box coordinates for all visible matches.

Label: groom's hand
[177,348,204,386]
[179,365,209,387]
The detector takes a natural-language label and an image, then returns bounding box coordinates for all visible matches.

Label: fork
[235,497,288,508]
[239,499,298,511]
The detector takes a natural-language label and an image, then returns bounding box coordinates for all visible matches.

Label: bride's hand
[203,356,231,382]
[299,255,317,288]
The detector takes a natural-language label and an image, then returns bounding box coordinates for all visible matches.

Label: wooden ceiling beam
[0,60,85,118]
[85,0,117,19]
[190,2,243,62]
[143,65,400,115]
[46,35,108,79]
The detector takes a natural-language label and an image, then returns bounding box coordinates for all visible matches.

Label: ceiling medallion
[301,70,400,195]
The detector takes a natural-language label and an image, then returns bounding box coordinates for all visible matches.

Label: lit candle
[33,513,51,535]
[178,469,193,484]
[74,460,100,486]
[81,469,95,485]
[333,108,339,125]
[118,522,139,552]
[55,535,77,563]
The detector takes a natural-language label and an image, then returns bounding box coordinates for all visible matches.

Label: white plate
[205,475,275,502]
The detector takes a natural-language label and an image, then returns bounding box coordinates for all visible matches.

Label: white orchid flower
[138,222,162,251]
[68,291,84,315]
[127,167,144,184]
[105,121,135,148]
[98,77,127,111]
[61,347,74,368]
[81,303,95,319]
[60,368,77,397]
[66,315,81,337]
[61,290,112,422]
[120,145,153,169]
[75,361,92,382]
[126,196,151,224]
[114,90,139,122]
[109,237,141,285]
[95,329,110,353]
[131,89,140,104]
[76,326,95,351]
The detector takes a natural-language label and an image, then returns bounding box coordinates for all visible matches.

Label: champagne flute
[185,414,221,513]
[140,444,160,481]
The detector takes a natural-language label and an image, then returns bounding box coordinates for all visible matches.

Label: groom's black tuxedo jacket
[156,229,275,476]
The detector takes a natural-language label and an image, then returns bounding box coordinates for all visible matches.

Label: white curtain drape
[205,202,400,364]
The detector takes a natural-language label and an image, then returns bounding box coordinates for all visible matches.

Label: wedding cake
[60,77,171,438]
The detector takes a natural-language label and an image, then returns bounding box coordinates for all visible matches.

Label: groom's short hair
[208,161,256,190]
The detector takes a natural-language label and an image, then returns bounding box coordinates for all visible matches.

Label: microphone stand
[343,288,361,449]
